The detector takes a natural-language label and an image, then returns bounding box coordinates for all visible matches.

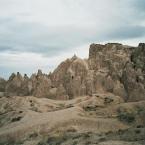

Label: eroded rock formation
[3,43,145,101]
[0,77,6,97]
[88,43,145,101]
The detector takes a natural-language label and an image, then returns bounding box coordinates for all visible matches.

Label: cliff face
[51,55,89,99]
[88,43,145,101]
[3,43,145,101]
[5,70,52,98]
[0,77,6,97]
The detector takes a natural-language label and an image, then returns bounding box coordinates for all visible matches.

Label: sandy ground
[0,93,145,145]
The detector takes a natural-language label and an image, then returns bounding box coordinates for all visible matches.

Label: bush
[29,132,38,138]
[83,105,97,111]
[11,116,22,122]
[136,125,143,128]
[135,129,141,134]
[98,137,106,142]
[59,103,65,108]
[118,112,135,123]
[104,97,114,104]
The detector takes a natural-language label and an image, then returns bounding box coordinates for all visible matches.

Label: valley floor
[0,93,145,145]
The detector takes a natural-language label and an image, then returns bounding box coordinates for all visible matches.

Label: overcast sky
[0,0,145,78]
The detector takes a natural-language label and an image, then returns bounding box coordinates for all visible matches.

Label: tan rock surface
[0,93,145,144]
[3,43,145,102]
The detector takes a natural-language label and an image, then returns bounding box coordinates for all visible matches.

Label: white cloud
[0,41,90,78]
[0,0,145,78]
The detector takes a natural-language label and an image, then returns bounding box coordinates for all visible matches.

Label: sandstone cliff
[0,77,6,97]
[3,43,145,102]
[0,43,145,145]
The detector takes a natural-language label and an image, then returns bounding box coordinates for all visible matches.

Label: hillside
[0,43,145,145]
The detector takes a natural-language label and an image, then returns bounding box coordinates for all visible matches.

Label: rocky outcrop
[50,43,145,101]
[88,43,145,101]
[122,43,145,101]
[0,77,6,97]
[5,72,24,96]
[2,43,145,101]
[51,55,89,99]
[0,77,6,92]
[31,70,52,98]
[5,70,52,98]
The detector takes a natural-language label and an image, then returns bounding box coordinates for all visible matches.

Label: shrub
[83,106,97,111]
[11,116,22,122]
[135,129,141,134]
[136,125,143,128]
[98,137,106,142]
[29,132,38,138]
[66,104,74,108]
[118,112,135,123]
[59,103,65,108]
[104,97,114,104]
[66,128,77,133]
[47,135,67,144]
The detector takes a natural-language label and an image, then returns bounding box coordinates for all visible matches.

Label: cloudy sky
[0,0,145,78]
